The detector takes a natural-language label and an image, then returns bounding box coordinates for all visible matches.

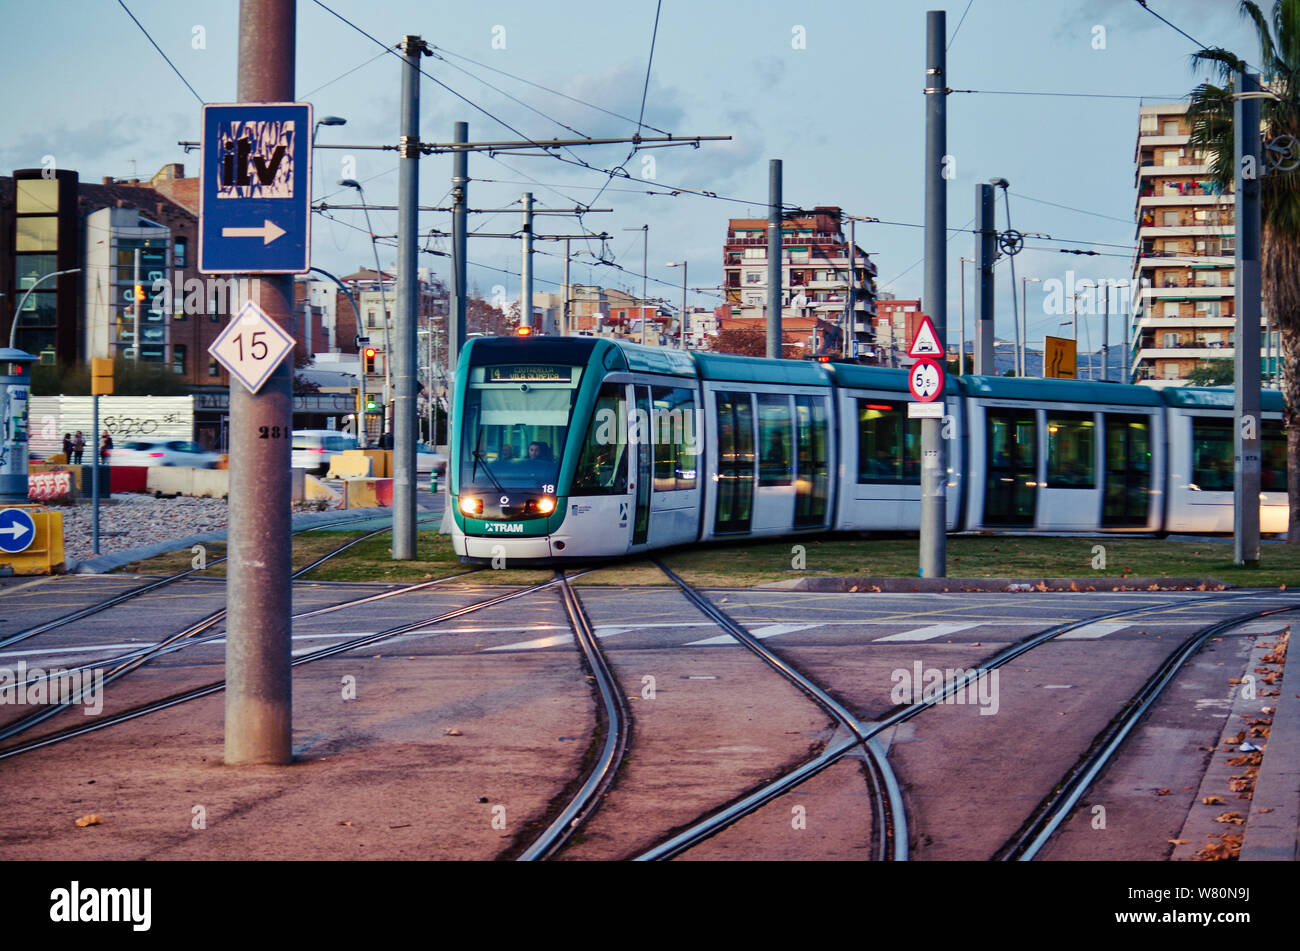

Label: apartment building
[1130,103,1274,384]
[722,206,878,358]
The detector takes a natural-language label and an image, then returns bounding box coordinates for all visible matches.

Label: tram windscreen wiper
[472,449,507,494]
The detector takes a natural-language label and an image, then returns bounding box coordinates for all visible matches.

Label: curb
[69,508,383,574]
[756,576,1230,593]
[1242,627,1297,861]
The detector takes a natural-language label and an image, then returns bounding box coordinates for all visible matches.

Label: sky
[0,0,1264,352]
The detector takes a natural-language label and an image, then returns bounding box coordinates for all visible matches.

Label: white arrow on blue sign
[0,507,36,554]
[199,102,312,274]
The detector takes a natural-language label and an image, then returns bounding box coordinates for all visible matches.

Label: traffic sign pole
[222,0,297,766]
[921,10,948,579]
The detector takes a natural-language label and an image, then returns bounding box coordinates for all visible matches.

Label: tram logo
[889,661,999,715]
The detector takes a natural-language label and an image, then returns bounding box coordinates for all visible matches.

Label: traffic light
[364,347,377,374]
[365,395,378,413]
[350,386,360,416]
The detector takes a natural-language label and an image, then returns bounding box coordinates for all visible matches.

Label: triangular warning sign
[907,315,943,358]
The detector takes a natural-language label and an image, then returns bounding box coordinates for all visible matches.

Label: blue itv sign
[199,102,312,274]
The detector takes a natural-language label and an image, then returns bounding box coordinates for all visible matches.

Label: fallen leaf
[1202,796,1224,805]
[1168,838,1189,845]
[444,728,463,736]
[1214,812,1245,824]
[338,820,353,827]
[74,814,102,828]
[1157,788,1171,796]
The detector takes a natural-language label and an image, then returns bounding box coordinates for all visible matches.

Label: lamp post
[9,268,81,350]
[313,115,346,143]
[666,260,687,349]
[338,179,392,442]
[1021,276,1040,377]
[624,225,648,344]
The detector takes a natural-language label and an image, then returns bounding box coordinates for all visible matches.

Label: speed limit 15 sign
[208,300,297,394]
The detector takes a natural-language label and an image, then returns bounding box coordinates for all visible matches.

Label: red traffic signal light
[364,347,377,358]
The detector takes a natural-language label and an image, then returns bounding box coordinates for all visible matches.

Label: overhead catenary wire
[116,0,205,105]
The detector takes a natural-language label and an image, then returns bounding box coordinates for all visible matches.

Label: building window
[173,237,188,268]
[1162,120,1180,136]
[1163,332,1180,347]
[173,345,186,374]
[1140,115,1158,134]
[745,271,762,284]
[1162,211,1180,226]
[743,247,764,260]
[209,357,220,377]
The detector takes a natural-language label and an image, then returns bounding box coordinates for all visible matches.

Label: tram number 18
[542,484,555,494]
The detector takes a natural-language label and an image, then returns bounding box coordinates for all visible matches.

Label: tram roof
[1161,386,1285,412]
[821,363,915,393]
[960,375,1164,406]
[689,351,831,385]
[602,339,699,378]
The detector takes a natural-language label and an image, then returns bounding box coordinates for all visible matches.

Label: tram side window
[1046,414,1096,488]
[758,394,793,486]
[571,382,627,496]
[1191,418,1233,491]
[651,386,699,492]
[856,400,920,484]
[1263,421,1288,492]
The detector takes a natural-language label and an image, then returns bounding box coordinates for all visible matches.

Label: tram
[447,336,1288,561]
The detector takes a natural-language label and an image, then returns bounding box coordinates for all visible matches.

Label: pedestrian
[72,431,85,464]
[62,433,73,461]
[100,433,113,464]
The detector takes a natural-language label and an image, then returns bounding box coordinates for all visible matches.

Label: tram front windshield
[459,364,583,491]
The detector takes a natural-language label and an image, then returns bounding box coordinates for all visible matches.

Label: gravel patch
[53,494,231,565]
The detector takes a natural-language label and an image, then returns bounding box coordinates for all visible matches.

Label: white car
[416,447,447,475]
[292,430,359,475]
[108,439,222,468]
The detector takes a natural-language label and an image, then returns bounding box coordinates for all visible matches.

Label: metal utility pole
[226,0,295,766]
[132,248,142,363]
[920,9,948,578]
[766,159,783,360]
[1234,70,1263,567]
[623,225,649,344]
[974,184,995,375]
[562,237,570,336]
[958,256,971,375]
[520,192,534,330]
[1101,279,1110,382]
[393,33,426,560]
[449,121,468,372]
[845,218,857,359]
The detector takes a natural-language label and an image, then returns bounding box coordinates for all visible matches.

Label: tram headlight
[536,496,556,515]
[458,496,483,516]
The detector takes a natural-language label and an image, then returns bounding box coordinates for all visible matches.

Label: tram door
[984,409,1037,525]
[714,390,755,534]
[632,385,652,545]
[793,395,830,528]
[1102,414,1151,526]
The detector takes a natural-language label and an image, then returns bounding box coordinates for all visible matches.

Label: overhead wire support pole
[1233,70,1262,567]
[449,121,467,377]
[521,193,534,329]
[920,9,948,579]
[766,159,782,360]
[393,32,428,561]
[225,0,295,767]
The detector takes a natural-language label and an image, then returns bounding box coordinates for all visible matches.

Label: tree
[1187,0,1300,541]
[1186,359,1235,386]
[708,328,803,359]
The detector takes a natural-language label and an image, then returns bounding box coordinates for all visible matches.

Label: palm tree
[1186,0,1300,541]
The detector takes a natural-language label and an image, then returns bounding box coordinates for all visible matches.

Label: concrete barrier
[363,449,392,478]
[304,474,342,506]
[110,466,149,494]
[343,477,393,508]
[328,450,373,479]
[145,466,304,501]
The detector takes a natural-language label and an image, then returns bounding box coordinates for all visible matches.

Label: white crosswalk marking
[872,621,982,642]
[486,626,635,652]
[684,622,821,647]
[1057,619,1205,640]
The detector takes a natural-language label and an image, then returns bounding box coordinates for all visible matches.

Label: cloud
[0,118,138,174]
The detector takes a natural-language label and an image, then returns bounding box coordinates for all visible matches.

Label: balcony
[1140,284,1234,299]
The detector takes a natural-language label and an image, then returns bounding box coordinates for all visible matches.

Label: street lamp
[339,178,392,442]
[313,115,346,143]
[666,260,688,349]
[9,268,80,350]
[1021,276,1040,377]
[623,225,648,345]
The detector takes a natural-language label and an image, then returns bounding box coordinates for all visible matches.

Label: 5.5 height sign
[199,102,312,275]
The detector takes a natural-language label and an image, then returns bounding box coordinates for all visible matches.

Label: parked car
[292,429,359,475]
[108,439,222,468]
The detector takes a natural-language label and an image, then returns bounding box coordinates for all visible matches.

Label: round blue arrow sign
[0,507,36,554]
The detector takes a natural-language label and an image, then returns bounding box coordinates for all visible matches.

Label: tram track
[997,600,1300,861]
[630,582,1299,861]
[0,571,578,760]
